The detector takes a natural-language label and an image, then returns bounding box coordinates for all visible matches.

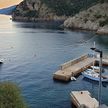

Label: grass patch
[0,82,27,108]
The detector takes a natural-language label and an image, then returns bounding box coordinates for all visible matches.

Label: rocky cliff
[12,0,99,22]
[64,2,108,34]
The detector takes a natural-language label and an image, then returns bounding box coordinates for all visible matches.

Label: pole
[90,47,103,106]
[93,42,96,72]
[98,51,102,106]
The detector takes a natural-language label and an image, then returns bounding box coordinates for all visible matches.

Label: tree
[0,82,27,108]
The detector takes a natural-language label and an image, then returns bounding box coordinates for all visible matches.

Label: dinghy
[71,77,76,81]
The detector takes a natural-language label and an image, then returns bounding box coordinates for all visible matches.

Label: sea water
[0,15,108,108]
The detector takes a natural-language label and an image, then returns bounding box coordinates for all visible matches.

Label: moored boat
[82,69,108,82]
[91,66,100,70]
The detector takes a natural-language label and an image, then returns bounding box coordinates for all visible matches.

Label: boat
[71,77,76,81]
[91,66,100,70]
[82,69,108,82]
[91,66,104,73]
[91,66,100,73]
[0,59,3,64]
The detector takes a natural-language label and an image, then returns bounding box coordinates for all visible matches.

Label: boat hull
[82,72,108,82]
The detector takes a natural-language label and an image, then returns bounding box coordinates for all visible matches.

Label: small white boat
[0,59,3,64]
[71,77,76,81]
[82,69,108,82]
[91,66,100,70]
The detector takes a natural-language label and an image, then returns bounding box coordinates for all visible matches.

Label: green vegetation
[99,0,108,3]
[84,18,88,23]
[0,82,27,108]
[24,10,38,17]
[41,0,99,16]
[94,13,102,19]
[99,17,108,27]
[14,0,100,18]
[13,0,108,25]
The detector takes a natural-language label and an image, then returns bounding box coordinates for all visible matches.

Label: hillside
[0,6,16,15]
[12,0,99,22]
[64,2,108,34]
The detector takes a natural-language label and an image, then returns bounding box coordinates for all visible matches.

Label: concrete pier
[70,91,99,108]
[53,54,108,81]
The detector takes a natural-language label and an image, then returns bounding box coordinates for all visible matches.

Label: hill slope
[12,0,99,21]
[0,6,16,15]
[64,2,108,34]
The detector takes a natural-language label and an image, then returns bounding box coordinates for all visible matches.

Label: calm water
[0,15,108,108]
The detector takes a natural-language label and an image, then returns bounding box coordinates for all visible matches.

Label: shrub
[84,18,88,23]
[41,0,99,16]
[0,82,27,108]
[99,17,108,27]
[94,13,102,19]
[24,10,38,17]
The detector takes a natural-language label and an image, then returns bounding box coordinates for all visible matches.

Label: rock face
[97,26,108,34]
[64,3,108,34]
[12,0,99,22]
[12,0,59,21]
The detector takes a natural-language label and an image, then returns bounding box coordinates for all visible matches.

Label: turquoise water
[0,15,108,108]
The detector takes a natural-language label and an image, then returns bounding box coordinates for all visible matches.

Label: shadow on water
[53,73,81,84]
[82,77,108,88]
[71,103,77,108]
[0,62,3,68]
[53,79,71,84]
[92,35,108,51]
[0,63,3,79]
[13,20,64,30]
[96,35,108,45]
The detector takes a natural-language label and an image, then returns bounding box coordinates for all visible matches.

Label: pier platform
[53,54,108,81]
[70,91,99,108]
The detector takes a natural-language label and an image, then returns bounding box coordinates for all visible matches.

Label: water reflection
[83,77,108,87]
[12,20,64,30]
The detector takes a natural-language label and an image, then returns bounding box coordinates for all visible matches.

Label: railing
[60,54,88,70]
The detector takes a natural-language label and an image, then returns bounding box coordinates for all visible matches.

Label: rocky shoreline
[12,16,66,29]
[12,16,108,35]
[12,16,65,22]
[64,19,108,35]
[12,0,108,35]
[63,3,108,35]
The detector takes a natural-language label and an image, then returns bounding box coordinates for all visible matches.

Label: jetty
[70,91,99,108]
[53,54,108,81]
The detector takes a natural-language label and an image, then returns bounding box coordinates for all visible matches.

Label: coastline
[12,16,65,22]
[63,19,108,35]
[12,16,65,29]
[63,25,108,35]
[12,17,108,35]
[63,3,108,35]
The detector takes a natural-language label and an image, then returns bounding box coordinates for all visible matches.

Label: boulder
[97,26,108,34]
